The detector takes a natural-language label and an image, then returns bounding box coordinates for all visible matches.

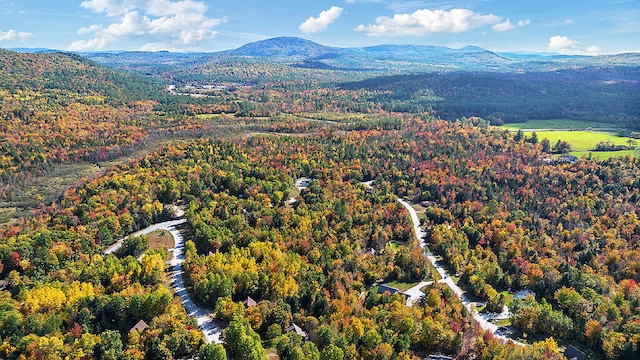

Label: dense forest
[1,44,639,359]
[339,68,640,126]
[0,50,239,210]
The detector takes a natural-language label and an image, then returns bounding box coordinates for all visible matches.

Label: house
[378,284,410,302]
[564,344,588,360]
[427,355,454,360]
[131,319,148,332]
[420,201,436,208]
[285,324,308,340]
[558,154,579,164]
[242,296,258,308]
[295,177,312,190]
[544,155,579,165]
[378,284,402,296]
[513,289,536,300]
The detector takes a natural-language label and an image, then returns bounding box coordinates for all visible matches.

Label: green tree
[224,316,266,360]
[541,138,551,153]
[198,343,226,360]
[96,330,123,360]
[320,344,344,360]
[514,129,524,142]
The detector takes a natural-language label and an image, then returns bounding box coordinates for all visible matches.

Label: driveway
[105,218,224,344]
[397,198,524,346]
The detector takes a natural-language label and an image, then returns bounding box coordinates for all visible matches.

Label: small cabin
[131,319,148,333]
[427,355,454,360]
[242,296,258,308]
[513,289,536,300]
[378,284,410,302]
[564,344,588,360]
[295,177,312,190]
[285,324,308,340]
[378,284,401,296]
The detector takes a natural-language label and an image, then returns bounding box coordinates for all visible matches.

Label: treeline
[339,67,640,127]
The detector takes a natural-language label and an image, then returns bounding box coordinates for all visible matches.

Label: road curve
[397,198,525,346]
[104,219,187,255]
[105,219,224,344]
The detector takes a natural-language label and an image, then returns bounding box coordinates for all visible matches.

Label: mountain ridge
[10,36,640,73]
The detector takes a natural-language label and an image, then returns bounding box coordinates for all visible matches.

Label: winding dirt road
[105,219,224,344]
[397,198,525,346]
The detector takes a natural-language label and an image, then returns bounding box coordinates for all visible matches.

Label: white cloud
[73,0,226,50]
[586,45,602,54]
[68,37,109,51]
[80,0,141,17]
[103,11,149,37]
[547,35,580,52]
[77,24,102,35]
[493,18,530,32]
[299,6,344,34]
[0,29,32,41]
[547,35,601,55]
[492,20,515,32]
[179,29,217,45]
[354,8,501,37]
[564,19,574,25]
[146,0,206,17]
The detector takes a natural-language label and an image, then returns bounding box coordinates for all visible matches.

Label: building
[378,284,402,296]
[242,296,257,308]
[513,289,536,300]
[131,319,148,332]
[295,177,312,190]
[427,355,454,360]
[564,344,588,360]
[285,324,308,340]
[378,284,410,302]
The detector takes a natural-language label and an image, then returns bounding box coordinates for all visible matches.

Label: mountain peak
[230,37,332,59]
[457,45,487,53]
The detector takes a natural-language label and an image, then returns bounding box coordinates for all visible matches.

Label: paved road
[104,219,187,255]
[164,221,224,344]
[404,280,433,307]
[397,198,525,346]
[105,219,224,344]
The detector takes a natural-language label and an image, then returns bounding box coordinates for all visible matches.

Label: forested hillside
[1,116,574,359]
[340,67,640,126]
[2,110,640,358]
[0,50,233,215]
[1,41,639,359]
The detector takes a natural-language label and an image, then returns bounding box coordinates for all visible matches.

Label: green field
[501,119,614,130]
[524,131,632,151]
[500,120,637,159]
[525,130,637,159]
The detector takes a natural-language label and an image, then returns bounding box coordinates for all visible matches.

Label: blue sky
[1,0,638,54]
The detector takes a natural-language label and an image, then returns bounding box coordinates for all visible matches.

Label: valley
[0,36,638,360]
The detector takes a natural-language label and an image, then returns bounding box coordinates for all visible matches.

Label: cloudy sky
[1,0,638,54]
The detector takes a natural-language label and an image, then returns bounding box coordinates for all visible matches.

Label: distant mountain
[229,36,337,60]
[7,47,58,53]
[84,51,215,75]
[75,36,640,74]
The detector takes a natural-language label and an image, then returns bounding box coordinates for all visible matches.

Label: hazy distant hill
[72,36,640,75]
[229,36,337,60]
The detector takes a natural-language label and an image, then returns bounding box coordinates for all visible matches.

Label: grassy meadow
[500,119,614,130]
[501,119,637,159]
